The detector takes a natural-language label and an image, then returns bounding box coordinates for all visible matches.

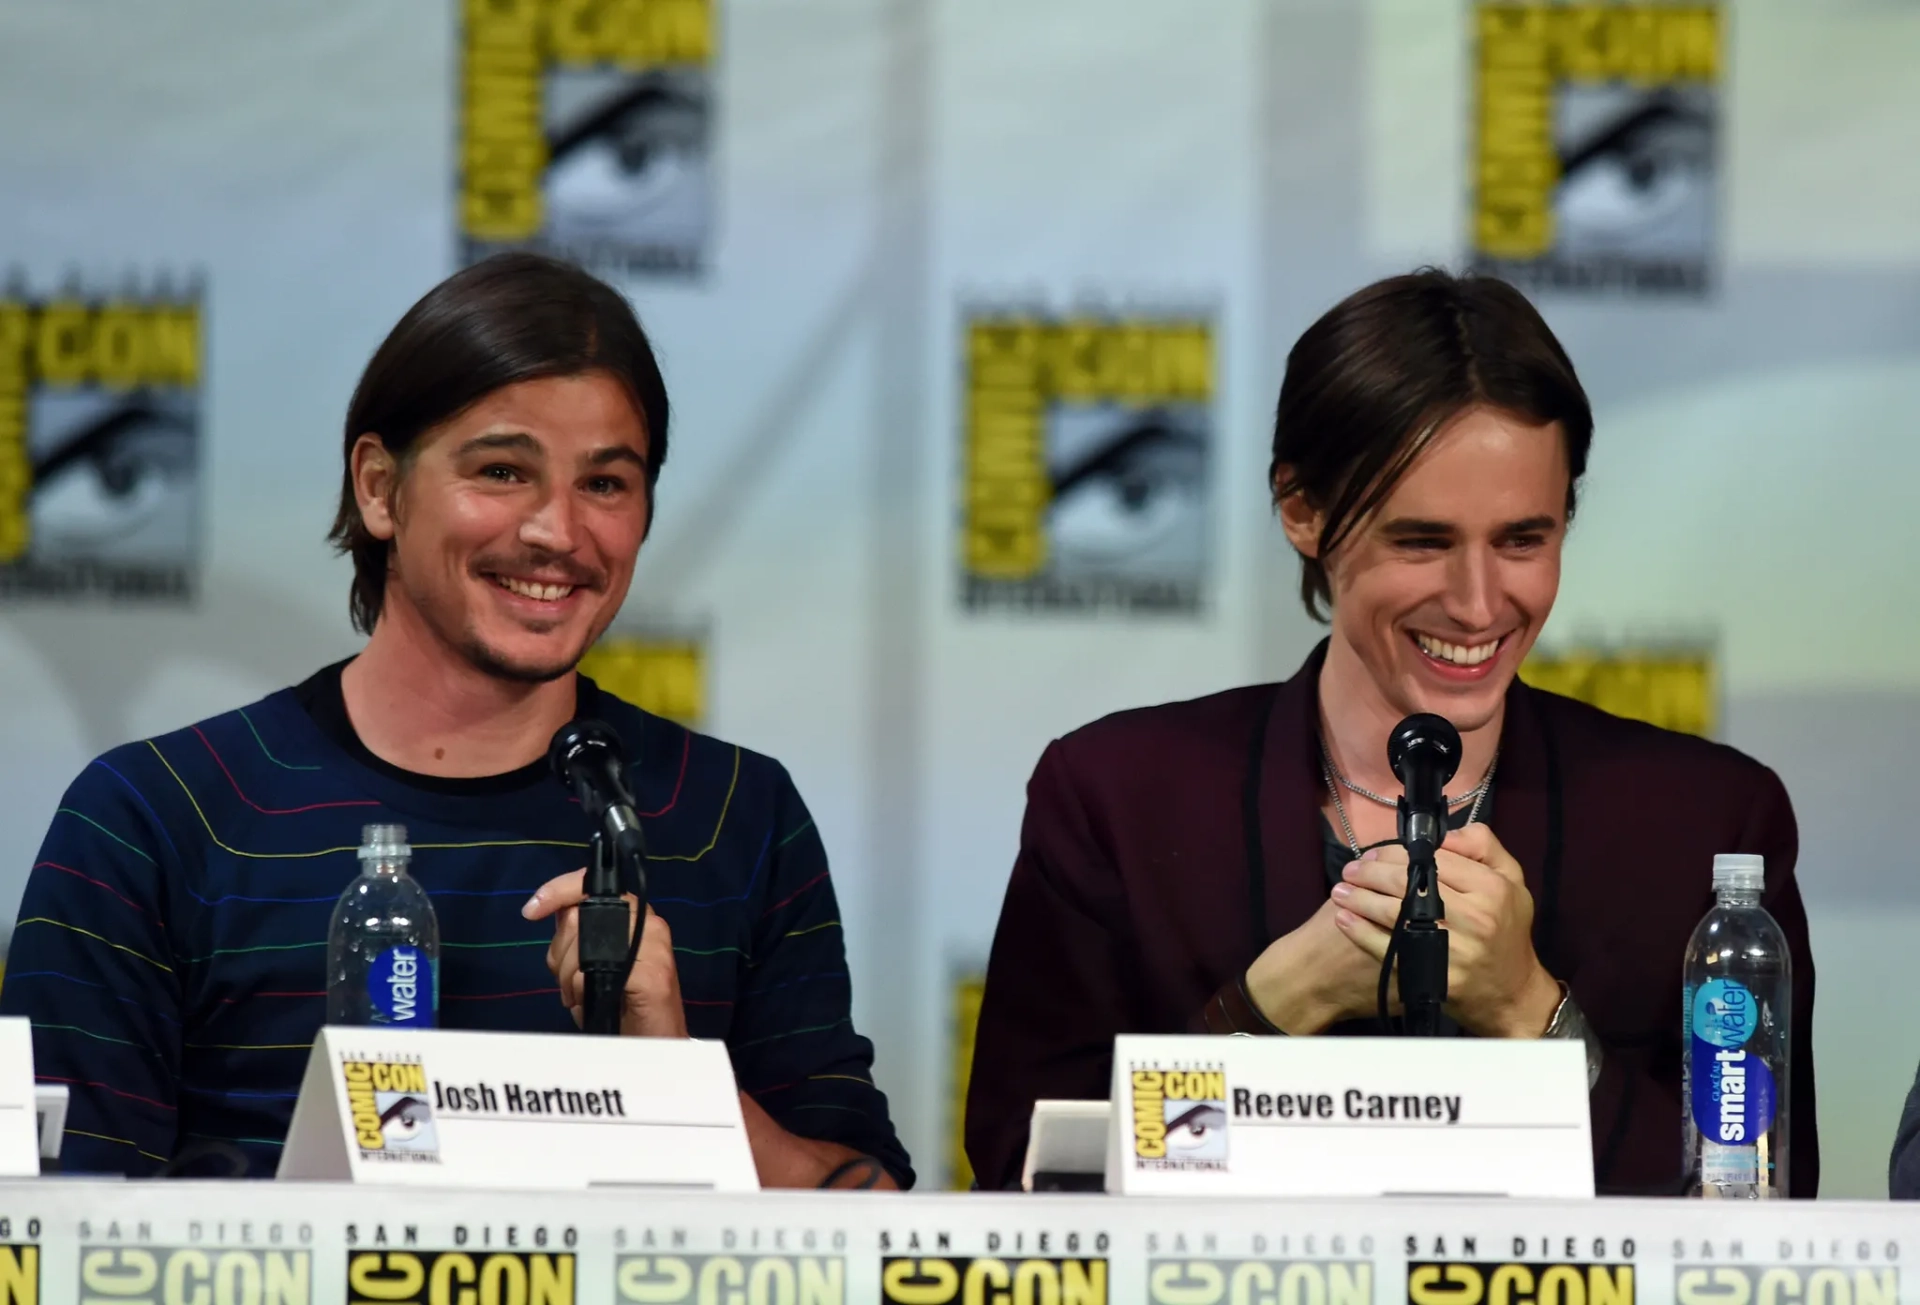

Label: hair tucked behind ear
[1270,268,1592,621]
[329,253,670,635]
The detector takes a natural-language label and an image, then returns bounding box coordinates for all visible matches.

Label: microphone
[548,719,650,1036]
[1383,712,1462,1038]
[1388,713,1462,858]
[548,719,648,878]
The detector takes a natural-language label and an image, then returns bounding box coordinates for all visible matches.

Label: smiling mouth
[489,574,579,603]
[1413,631,1505,668]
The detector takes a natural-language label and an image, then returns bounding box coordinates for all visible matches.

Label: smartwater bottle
[325,824,440,1028]
[1682,853,1790,1197]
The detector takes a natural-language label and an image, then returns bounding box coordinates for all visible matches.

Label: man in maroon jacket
[965,269,1817,1196]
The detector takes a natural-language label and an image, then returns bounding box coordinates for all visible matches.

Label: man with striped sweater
[0,254,910,1185]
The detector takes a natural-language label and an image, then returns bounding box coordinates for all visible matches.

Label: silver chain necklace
[1319,737,1499,856]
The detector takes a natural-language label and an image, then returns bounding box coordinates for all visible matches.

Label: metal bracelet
[1542,982,1604,1090]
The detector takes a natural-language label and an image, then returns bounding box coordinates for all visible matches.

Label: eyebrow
[1378,514,1559,537]
[455,431,649,473]
[456,431,539,459]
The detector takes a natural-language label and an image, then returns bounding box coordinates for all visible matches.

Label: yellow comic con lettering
[343,1062,386,1151]
[883,1260,960,1305]
[350,1252,426,1302]
[1132,1072,1167,1159]
[370,1063,428,1094]
[1549,6,1718,84]
[0,299,30,562]
[461,0,545,242]
[82,1248,160,1299]
[1677,1269,1750,1305]
[548,0,713,66]
[1148,1262,1224,1305]
[0,1247,35,1305]
[618,1257,694,1304]
[1162,1071,1226,1102]
[1411,1265,1485,1305]
[964,321,1049,579]
[1475,6,1555,258]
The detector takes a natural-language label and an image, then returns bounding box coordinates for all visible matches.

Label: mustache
[471,551,605,590]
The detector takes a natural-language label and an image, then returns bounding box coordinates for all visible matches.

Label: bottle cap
[1712,853,1764,891]
[360,823,410,861]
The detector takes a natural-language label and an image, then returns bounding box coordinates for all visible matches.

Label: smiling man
[964,269,1818,1196]
[1,254,910,1186]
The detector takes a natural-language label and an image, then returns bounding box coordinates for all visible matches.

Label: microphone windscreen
[1387,713,1462,786]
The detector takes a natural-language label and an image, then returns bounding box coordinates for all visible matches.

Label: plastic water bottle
[325,824,440,1028]
[1682,853,1790,1197]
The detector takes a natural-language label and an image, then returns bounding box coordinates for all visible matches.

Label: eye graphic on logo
[1048,408,1206,565]
[1164,1103,1226,1155]
[379,1095,431,1142]
[545,75,708,230]
[1555,91,1713,244]
[30,392,196,555]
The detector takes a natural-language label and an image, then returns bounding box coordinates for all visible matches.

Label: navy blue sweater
[0,664,910,1182]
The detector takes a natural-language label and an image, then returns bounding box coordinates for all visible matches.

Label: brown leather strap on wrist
[1192,971,1287,1036]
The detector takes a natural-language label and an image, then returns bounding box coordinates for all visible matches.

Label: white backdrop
[0,0,1916,1197]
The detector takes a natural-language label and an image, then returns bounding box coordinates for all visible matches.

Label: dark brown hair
[1270,267,1592,621]
[329,252,670,634]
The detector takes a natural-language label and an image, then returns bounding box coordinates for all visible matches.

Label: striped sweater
[0,664,910,1182]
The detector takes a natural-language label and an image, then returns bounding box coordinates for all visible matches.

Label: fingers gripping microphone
[1383,713,1462,1037]
[548,720,650,1036]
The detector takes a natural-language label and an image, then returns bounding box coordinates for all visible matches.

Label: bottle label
[368,946,435,1028]
[1689,977,1774,1150]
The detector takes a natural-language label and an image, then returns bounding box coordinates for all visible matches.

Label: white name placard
[279,1026,759,1191]
[1106,1034,1593,1198]
[0,1019,42,1176]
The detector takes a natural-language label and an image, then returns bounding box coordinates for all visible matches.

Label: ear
[1273,465,1323,559]
[351,434,399,541]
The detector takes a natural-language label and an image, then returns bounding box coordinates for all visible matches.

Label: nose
[1442,542,1499,632]
[519,484,579,556]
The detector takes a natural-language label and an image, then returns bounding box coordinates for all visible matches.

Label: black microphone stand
[579,813,649,1037]
[1394,797,1448,1037]
[1379,712,1460,1037]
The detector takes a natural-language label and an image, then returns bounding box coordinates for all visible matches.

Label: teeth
[1417,633,1500,667]
[496,576,574,602]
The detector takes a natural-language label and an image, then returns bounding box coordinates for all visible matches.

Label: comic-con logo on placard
[960,307,1213,615]
[459,0,715,276]
[1472,3,1720,294]
[1130,1067,1228,1171]
[1412,1263,1635,1305]
[347,1251,574,1305]
[882,1259,1107,1305]
[616,1255,846,1305]
[1674,1265,1898,1305]
[342,1058,440,1162]
[80,1247,310,1305]
[0,276,202,601]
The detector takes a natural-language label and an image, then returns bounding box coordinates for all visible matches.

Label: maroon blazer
[965,643,1818,1195]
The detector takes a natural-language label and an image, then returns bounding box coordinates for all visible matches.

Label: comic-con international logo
[1130,1067,1228,1172]
[1410,1262,1635,1305]
[459,0,715,275]
[1675,1265,1898,1305]
[343,1058,440,1162]
[882,1258,1107,1305]
[960,309,1213,615]
[1472,3,1720,293]
[348,1251,574,1305]
[80,1247,310,1305]
[0,277,201,600]
[616,1255,846,1305]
